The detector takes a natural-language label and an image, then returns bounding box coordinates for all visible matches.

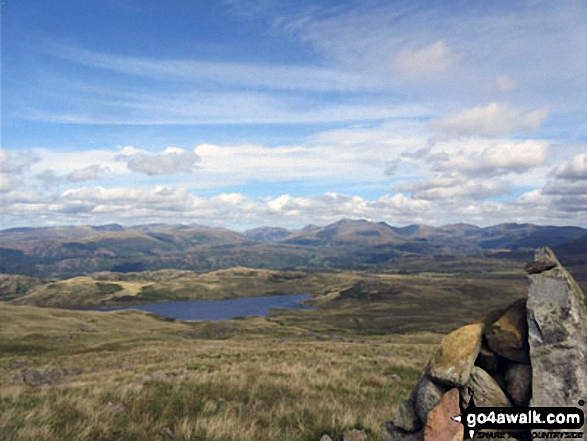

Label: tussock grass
[0,303,439,441]
[1,267,527,440]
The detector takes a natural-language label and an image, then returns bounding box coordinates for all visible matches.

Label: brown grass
[0,303,440,441]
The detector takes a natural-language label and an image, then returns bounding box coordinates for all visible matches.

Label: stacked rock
[383,247,586,441]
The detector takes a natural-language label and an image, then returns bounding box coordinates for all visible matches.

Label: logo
[450,394,585,439]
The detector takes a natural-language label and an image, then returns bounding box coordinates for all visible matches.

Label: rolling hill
[0,219,585,278]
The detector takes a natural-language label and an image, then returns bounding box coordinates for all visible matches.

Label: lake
[91,293,313,321]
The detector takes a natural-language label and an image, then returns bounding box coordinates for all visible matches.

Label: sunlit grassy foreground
[0,303,439,440]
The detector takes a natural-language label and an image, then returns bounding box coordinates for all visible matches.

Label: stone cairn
[382,247,587,441]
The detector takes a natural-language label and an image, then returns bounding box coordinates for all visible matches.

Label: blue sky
[1,0,586,229]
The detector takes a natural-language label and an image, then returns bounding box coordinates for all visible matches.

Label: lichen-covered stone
[424,388,463,441]
[427,323,483,386]
[484,299,530,363]
[527,247,587,412]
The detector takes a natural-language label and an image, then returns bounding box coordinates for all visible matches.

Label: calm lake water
[92,294,313,321]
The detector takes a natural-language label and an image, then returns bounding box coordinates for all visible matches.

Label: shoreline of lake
[84,293,313,321]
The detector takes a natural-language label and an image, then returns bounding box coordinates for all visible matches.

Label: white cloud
[36,165,109,187]
[395,174,511,201]
[118,147,200,176]
[552,153,587,180]
[1,185,435,228]
[67,165,109,182]
[429,139,550,176]
[393,40,455,78]
[431,103,549,137]
[36,170,64,188]
[0,149,23,174]
[193,142,387,182]
[0,174,19,193]
[32,148,127,176]
[541,177,587,213]
[0,149,39,174]
[0,149,39,193]
[543,180,587,196]
[62,186,198,209]
[2,180,586,228]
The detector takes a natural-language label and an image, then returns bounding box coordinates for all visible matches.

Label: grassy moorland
[9,267,350,309]
[0,303,440,441]
[0,261,532,441]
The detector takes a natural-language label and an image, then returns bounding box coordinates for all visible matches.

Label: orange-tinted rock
[484,299,530,363]
[424,388,463,441]
[427,323,483,386]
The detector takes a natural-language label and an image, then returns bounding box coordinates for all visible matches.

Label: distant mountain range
[0,219,585,278]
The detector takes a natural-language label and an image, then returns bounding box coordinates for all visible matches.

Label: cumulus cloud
[393,40,455,78]
[264,192,434,224]
[36,170,64,188]
[36,165,109,187]
[543,180,587,196]
[0,148,39,177]
[0,149,24,174]
[0,174,19,193]
[119,147,200,176]
[68,165,109,182]
[536,153,587,214]
[429,140,549,176]
[431,103,549,137]
[1,184,436,228]
[0,149,42,193]
[395,174,510,201]
[551,153,587,180]
[61,186,199,212]
[2,180,586,228]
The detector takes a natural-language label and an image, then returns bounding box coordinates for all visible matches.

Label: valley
[1,220,586,440]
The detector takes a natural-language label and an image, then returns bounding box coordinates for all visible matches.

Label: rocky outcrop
[526,247,587,407]
[383,247,587,440]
